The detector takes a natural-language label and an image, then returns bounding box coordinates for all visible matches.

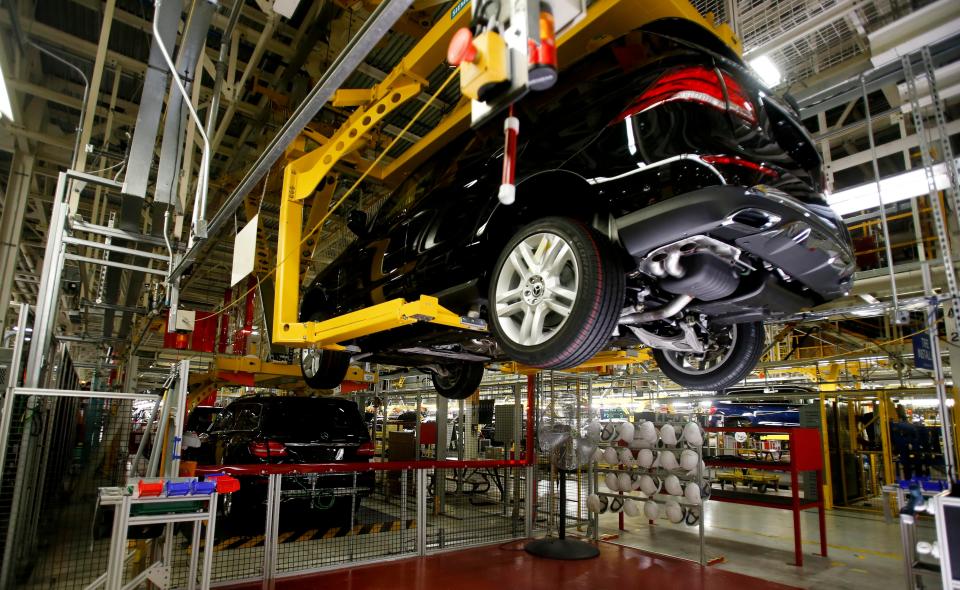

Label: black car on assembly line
[297,21,854,398]
[186,396,375,519]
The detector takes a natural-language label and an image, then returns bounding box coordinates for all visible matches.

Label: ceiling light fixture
[0,58,13,121]
[749,55,782,88]
[827,159,958,216]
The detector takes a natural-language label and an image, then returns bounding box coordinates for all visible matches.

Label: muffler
[620,253,739,325]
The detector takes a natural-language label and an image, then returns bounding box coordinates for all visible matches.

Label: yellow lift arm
[272,0,740,350]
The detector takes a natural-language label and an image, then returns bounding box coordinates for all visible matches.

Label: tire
[300,312,351,390]
[652,321,765,391]
[488,217,625,369]
[431,362,485,400]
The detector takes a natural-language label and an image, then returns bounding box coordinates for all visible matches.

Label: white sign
[231,214,259,287]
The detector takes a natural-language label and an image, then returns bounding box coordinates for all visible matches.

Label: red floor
[225,541,800,590]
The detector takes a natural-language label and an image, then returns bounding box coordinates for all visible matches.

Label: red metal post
[526,374,535,464]
[791,463,802,566]
[218,287,232,353]
[233,276,256,355]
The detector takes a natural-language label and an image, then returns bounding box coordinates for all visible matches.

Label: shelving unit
[593,419,708,565]
[705,427,826,566]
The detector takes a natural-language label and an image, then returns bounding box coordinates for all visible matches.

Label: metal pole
[860,75,903,323]
[525,464,535,538]
[205,1,241,145]
[25,173,68,388]
[151,0,212,242]
[0,303,29,487]
[201,493,217,590]
[921,266,957,481]
[416,468,427,555]
[169,360,190,478]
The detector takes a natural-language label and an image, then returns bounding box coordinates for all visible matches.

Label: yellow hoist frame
[271,0,740,351]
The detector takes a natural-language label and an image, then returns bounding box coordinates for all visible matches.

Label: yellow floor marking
[369,523,383,534]
[295,529,318,542]
[238,535,265,549]
[709,525,901,560]
[214,538,241,551]
[277,531,296,543]
[323,528,340,539]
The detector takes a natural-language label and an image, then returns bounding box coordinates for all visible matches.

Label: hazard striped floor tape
[206,519,416,551]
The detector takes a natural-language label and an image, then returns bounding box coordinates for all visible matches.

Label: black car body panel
[302,26,854,364]
[189,396,374,511]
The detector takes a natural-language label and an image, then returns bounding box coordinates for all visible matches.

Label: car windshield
[260,400,365,439]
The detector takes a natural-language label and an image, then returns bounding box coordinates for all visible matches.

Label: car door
[410,189,490,307]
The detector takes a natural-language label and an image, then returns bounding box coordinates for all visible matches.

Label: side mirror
[346,210,368,237]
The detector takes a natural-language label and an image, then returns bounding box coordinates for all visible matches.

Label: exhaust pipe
[619,294,694,324]
[647,250,685,278]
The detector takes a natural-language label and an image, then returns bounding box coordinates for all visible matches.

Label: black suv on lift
[188,396,375,517]
[298,22,854,397]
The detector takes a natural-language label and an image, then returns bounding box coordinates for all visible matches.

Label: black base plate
[524,537,600,560]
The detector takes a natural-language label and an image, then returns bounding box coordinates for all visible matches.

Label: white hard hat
[680,449,700,472]
[618,421,635,443]
[665,499,684,523]
[623,498,640,517]
[619,448,635,467]
[664,474,683,496]
[608,496,624,513]
[660,450,679,471]
[644,500,660,520]
[630,472,643,491]
[603,447,619,465]
[618,472,632,492]
[605,472,620,492]
[638,421,656,442]
[683,422,703,447]
[600,422,618,442]
[591,448,604,464]
[660,424,678,446]
[587,494,602,513]
[640,474,661,496]
[637,448,654,468]
[684,482,702,505]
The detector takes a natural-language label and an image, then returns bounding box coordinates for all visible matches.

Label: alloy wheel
[493,232,579,346]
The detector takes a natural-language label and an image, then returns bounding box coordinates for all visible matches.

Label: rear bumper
[615,185,855,301]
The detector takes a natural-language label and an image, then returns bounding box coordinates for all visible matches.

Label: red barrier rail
[195,458,531,477]
[196,374,538,478]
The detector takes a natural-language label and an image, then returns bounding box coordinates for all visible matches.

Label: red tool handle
[498,106,519,205]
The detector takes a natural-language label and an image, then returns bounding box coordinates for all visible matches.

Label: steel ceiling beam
[743,0,861,58]
[122,0,181,200]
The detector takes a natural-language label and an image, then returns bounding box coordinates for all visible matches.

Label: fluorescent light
[827,158,959,216]
[0,58,13,121]
[749,55,782,88]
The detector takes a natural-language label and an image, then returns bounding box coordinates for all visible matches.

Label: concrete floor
[598,501,935,590]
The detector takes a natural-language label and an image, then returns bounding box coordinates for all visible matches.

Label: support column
[68,0,117,213]
[0,151,35,333]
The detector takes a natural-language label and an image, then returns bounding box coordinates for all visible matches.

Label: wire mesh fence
[0,341,148,589]
[425,465,528,552]
[273,470,417,572]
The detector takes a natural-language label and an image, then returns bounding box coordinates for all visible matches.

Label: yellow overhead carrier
[271,0,739,349]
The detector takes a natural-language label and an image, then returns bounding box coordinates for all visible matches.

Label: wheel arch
[476,169,620,292]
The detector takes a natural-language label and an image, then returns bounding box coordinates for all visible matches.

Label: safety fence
[154,462,536,588]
